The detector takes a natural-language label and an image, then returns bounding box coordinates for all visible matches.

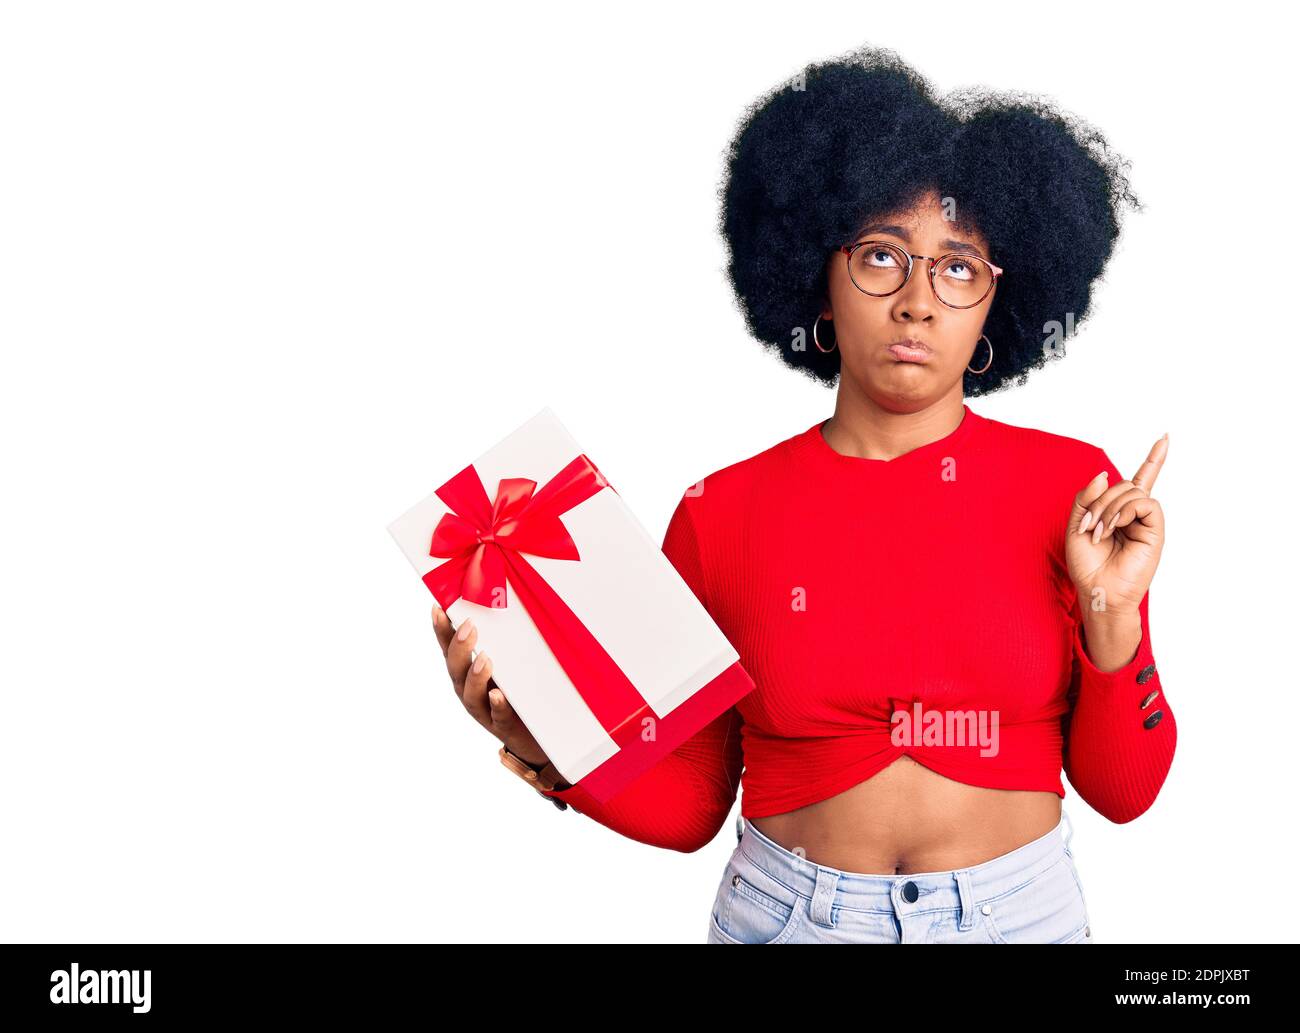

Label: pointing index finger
[1129,433,1169,493]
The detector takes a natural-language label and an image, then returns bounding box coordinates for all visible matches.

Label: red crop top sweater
[540,404,1177,851]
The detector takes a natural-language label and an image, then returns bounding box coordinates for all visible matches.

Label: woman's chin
[870,363,937,398]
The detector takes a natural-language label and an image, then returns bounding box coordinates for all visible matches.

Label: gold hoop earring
[967,334,993,374]
[813,313,837,353]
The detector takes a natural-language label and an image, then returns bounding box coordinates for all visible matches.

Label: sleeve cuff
[1072,615,1163,711]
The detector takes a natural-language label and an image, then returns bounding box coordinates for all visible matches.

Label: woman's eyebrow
[857,223,910,239]
[854,224,987,257]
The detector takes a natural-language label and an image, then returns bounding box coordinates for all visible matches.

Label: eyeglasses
[838,240,1003,310]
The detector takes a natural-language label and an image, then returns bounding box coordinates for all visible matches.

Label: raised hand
[1066,434,1169,617]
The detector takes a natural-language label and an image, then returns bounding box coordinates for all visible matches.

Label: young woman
[433,46,1176,943]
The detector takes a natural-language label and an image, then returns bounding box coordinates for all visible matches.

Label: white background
[1,1,1294,943]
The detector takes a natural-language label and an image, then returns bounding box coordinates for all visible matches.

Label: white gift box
[388,407,755,802]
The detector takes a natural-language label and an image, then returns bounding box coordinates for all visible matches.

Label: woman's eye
[868,250,898,266]
[943,261,972,280]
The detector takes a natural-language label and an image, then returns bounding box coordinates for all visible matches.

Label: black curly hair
[718,45,1141,395]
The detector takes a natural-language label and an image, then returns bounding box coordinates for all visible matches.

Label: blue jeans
[706,808,1093,943]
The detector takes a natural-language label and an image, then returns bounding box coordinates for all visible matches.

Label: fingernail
[472,653,486,674]
[1108,511,1120,529]
[1092,518,1104,544]
[456,619,474,642]
[489,689,502,707]
[1079,511,1093,534]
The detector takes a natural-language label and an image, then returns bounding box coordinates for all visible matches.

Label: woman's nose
[893,269,936,319]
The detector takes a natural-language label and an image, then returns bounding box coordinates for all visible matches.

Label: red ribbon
[423,455,654,752]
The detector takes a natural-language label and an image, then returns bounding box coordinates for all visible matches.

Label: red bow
[423,455,653,753]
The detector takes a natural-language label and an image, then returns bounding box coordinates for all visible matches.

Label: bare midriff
[748,754,1062,875]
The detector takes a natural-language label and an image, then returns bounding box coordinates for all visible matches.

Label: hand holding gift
[389,408,755,803]
[432,601,553,772]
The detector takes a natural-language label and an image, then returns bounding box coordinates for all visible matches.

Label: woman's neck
[821,390,967,462]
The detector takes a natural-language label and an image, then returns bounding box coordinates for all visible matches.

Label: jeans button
[901,881,919,903]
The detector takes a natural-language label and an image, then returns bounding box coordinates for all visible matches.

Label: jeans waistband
[737,809,1074,920]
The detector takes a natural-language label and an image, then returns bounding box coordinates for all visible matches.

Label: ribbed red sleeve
[1061,449,1177,823]
[537,490,744,853]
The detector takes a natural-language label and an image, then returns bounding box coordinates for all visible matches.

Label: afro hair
[718,45,1141,395]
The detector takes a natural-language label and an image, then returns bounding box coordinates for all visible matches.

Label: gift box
[388,407,755,802]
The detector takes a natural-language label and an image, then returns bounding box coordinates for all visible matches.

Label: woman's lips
[887,339,932,363]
